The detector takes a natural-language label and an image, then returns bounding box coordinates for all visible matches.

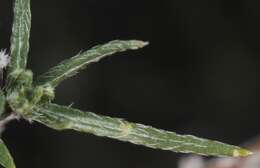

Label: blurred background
[1,0,260,168]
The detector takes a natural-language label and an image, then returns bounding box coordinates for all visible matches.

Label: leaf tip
[129,40,149,49]
[140,41,149,47]
[232,148,253,157]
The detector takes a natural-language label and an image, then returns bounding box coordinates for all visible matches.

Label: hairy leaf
[0,90,5,117]
[31,103,252,157]
[35,40,148,87]
[0,139,16,168]
[9,0,31,73]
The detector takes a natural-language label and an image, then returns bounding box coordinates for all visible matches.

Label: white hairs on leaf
[0,49,10,69]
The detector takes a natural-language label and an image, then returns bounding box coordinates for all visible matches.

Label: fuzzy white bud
[0,49,10,69]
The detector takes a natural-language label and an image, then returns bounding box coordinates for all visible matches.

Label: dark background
[1,0,260,168]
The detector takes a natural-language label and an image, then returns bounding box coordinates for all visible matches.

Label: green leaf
[0,139,16,168]
[0,90,5,117]
[35,40,148,87]
[31,103,252,157]
[8,0,31,73]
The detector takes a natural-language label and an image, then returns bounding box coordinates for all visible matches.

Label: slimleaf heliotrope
[0,0,252,167]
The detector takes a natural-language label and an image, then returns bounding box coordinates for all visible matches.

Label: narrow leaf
[35,40,148,87]
[0,90,5,117]
[31,103,252,157]
[0,139,16,168]
[9,0,31,73]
